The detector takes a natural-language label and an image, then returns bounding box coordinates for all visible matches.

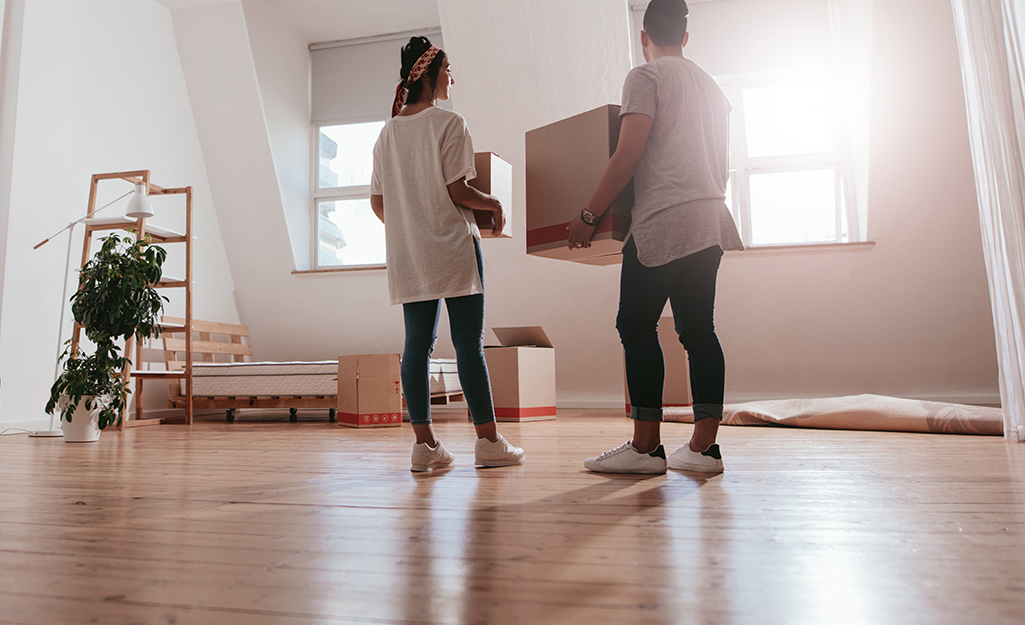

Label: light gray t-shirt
[371,107,482,305]
[620,56,744,267]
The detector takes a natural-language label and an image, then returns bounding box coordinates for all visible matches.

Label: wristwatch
[581,208,600,227]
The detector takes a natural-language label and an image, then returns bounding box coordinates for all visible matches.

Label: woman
[370,37,525,472]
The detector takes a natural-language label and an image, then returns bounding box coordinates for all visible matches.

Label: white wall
[431,0,997,406]
[170,0,998,409]
[240,0,312,270]
[0,0,239,429]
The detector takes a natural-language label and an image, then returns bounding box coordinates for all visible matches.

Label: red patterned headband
[392,46,441,117]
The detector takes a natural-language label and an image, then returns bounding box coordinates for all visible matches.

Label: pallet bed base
[172,396,338,423]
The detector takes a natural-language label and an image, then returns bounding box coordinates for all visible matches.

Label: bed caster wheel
[289,408,298,423]
[226,409,235,423]
[329,409,336,423]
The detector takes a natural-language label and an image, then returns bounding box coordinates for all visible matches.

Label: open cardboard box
[337,354,403,428]
[525,104,632,265]
[467,152,513,239]
[484,327,557,422]
[624,317,692,414]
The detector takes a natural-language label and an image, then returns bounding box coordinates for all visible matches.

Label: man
[569,0,744,474]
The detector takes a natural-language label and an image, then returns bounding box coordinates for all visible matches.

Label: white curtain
[951,0,1025,441]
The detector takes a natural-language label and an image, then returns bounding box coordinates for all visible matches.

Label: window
[626,4,862,248]
[721,71,857,246]
[309,28,446,270]
[314,120,386,268]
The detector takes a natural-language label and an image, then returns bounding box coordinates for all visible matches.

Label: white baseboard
[0,417,57,434]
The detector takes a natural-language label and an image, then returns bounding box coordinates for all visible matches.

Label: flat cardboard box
[484,327,557,422]
[337,354,402,428]
[624,317,692,414]
[467,152,513,239]
[525,104,632,264]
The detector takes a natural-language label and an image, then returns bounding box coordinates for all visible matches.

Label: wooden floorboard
[1,409,1024,625]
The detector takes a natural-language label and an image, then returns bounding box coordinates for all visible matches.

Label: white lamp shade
[125,183,154,219]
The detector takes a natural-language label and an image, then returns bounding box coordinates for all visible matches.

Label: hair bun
[400,36,433,81]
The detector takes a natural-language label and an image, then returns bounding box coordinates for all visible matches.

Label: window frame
[311,115,388,271]
[720,69,859,247]
[627,3,862,249]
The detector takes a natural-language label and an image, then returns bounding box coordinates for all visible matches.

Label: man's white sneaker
[410,441,455,472]
[584,442,667,474]
[667,443,724,473]
[474,435,525,467]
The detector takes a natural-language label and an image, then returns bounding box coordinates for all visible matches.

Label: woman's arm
[448,179,506,237]
[567,112,654,248]
[371,194,384,224]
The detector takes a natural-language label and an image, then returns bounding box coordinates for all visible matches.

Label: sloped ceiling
[155,0,440,44]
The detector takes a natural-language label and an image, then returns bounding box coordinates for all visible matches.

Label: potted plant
[46,233,168,442]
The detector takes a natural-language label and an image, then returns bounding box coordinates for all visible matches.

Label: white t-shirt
[371,107,482,305]
[620,56,744,267]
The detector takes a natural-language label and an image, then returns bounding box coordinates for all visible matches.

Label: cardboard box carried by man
[525,105,633,265]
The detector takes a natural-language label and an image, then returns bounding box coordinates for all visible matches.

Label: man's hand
[567,217,596,249]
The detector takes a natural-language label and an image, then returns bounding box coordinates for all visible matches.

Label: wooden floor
[2,409,1025,625]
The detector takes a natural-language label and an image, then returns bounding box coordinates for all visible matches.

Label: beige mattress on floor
[662,394,1003,436]
[191,358,461,397]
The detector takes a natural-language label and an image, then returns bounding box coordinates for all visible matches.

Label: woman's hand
[491,199,507,237]
[567,217,595,249]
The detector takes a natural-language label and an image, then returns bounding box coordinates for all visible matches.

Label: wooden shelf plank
[131,371,186,379]
[83,217,185,241]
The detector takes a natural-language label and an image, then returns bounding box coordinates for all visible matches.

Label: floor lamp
[29,184,151,437]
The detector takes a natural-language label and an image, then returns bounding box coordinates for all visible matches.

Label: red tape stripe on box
[339,412,402,425]
[495,406,557,419]
[526,213,629,248]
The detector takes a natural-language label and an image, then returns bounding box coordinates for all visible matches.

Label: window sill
[293,264,386,275]
[728,241,875,256]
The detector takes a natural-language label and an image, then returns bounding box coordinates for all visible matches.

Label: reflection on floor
[1,408,1024,624]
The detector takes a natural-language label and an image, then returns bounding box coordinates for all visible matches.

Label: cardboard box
[484,327,557,422]
[337,354,402,428]
[526,104,632,264]
[624,317,692,414]
[467,152,512,239]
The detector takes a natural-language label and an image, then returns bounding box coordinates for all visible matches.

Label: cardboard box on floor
[467,152,513,239]
[485,327,557,422]
[526,104,632,265]
[624,317,692,414]
[337,354,402,428]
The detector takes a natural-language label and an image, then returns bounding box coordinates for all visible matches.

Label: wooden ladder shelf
[70,170,194,429]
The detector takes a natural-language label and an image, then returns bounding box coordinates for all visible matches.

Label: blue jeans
[617,238,725,423]
[402,239,495,426]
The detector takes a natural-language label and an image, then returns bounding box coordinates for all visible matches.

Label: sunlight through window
[743,83,834,157]
[315,120,387,268]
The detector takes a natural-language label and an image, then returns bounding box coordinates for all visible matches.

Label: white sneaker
[668,443,724,473]
[584,442,667,474]
[474,435,525,467]
[410,441,455,472]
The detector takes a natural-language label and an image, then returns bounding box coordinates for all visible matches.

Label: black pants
[616,238,725,422]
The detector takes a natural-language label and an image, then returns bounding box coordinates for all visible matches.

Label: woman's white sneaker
[584,442,667,474]
[410,441,455,472]
[667,443,724,473]
[474,435,525,467]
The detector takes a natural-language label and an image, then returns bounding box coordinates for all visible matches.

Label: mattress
[192,361,337,397]
[190,358,461,398]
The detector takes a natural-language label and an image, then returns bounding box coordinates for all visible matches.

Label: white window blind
[311,28,444,124]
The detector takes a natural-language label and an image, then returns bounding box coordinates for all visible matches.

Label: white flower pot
[61,396,103,443]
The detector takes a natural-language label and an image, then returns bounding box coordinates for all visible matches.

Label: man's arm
[448,179,507,237]
[371,194,384,223]
[567,112,653,248]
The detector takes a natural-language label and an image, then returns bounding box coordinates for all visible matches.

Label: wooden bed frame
[153,317,336,423]
[139,317,464,424]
